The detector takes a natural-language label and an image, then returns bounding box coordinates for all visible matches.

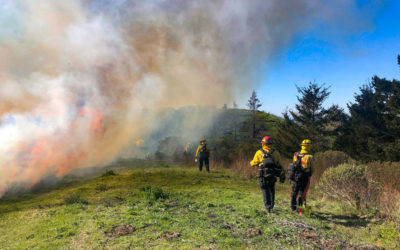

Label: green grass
[0,164,397,249]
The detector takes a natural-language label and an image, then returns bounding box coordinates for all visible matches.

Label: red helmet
[261,136,273,145]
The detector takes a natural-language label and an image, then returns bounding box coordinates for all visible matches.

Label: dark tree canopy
[397,54,400,67]
[276,82,345,155]
[336,76,400,161]
[275,111,303,157]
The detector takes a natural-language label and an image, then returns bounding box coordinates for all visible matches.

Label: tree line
[153,56,399,164]
[272,56,400,162]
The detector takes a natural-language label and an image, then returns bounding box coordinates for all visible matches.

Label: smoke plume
[0,0,381,194]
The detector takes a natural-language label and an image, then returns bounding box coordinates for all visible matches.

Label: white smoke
[0,0,383,194]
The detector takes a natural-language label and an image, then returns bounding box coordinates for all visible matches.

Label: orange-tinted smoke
[0,0,382,195]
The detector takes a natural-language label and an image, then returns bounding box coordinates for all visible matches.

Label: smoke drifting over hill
[0,0,381,194]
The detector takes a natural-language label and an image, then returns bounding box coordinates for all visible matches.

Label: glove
[195,158,198,163]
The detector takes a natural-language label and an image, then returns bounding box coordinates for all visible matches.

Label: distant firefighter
[195,139,210,173]
[145,153,151,160]
[184,142,191,154]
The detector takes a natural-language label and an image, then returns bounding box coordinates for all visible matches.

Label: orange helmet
[261,136,273,145]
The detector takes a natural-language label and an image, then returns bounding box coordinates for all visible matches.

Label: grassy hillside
[0,162,397,249]
[154,108,282,164]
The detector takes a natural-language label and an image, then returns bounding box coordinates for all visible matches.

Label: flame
[10,107,105,188]
[135,139,145,147]
[55,151,87,177]
[78,108,104,135]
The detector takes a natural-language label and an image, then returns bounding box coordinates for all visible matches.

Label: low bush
[63,193,89,205]
[157,162,170,168]
[317,160,400,233]
[318,164,380,210]
[379,184,400,231]
[102,170,117,177]
[311,151,354,186]
[366,161,400,192]
[366,161,400,233]
[140,186,168,204]
[95,184,108,192]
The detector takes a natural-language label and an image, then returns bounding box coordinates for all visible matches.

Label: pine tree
[397,54,400,67]
[276,82,344,154]
[233,101,238,109]
[231,101,239,141]
[247,90,262,139]
[337,76,400,161]
[275,111,303,158]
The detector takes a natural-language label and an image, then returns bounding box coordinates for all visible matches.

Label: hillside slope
[0,163,396,249]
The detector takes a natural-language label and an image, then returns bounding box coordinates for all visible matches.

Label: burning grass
[0,163,396,249]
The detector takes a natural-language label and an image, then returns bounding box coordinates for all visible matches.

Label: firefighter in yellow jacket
[195,139,210,172]
[291,139,314,213]
[250,136,285,212]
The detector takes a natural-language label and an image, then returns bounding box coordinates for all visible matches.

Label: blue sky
[253,1,400,116]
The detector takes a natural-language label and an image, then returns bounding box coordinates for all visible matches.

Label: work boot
[264,207,272,213]
[297,207,303,215]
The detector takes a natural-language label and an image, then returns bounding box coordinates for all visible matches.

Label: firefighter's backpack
[287,153,306,181]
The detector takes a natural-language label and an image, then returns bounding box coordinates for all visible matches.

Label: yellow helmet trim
[300,139,311,146]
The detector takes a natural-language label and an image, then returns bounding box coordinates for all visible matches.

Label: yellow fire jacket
[250,148,282,168]
[195,144,210,158]
[293,150,314,175]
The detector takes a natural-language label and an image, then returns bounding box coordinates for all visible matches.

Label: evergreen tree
[232,101,239,141]
[276,82,344,154]
[337,76,400,161]
[397,54,400,67]
[275,111,302,158]
[247,90,262,139]
[233,101,238,109]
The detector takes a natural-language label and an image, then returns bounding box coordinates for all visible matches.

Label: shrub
[63,193,89,205]
[318,164,380,210]
[95,184,108,192]
[379,184,400,231]
[140,186,168,204]
[366,161,400,192]
[102,170,117,177]
[366,162,400,232]
[312,151,354,186]
[157,162,170,168]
